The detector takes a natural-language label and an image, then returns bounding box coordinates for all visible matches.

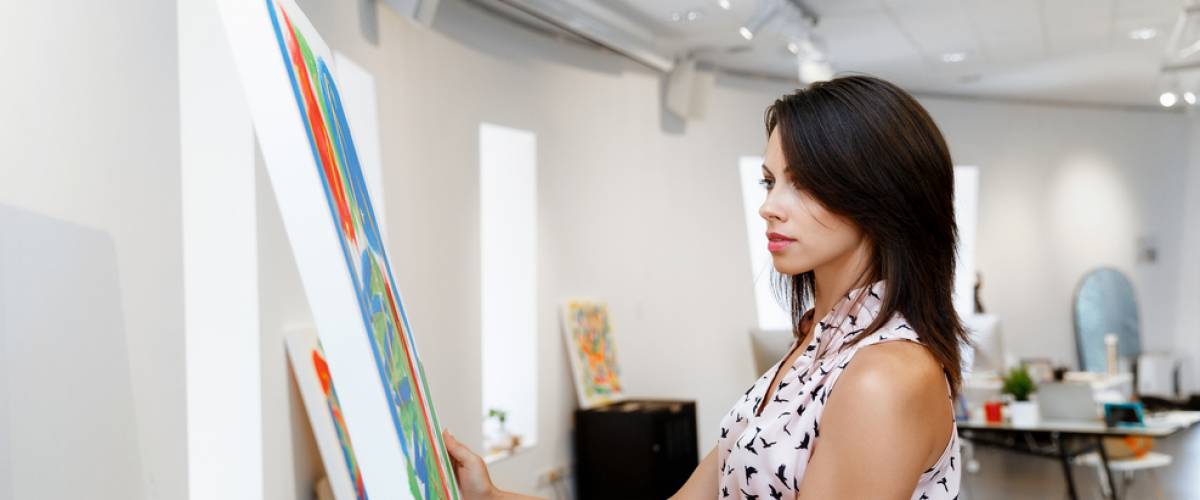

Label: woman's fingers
[443,429,474,462]
[442,429,497,500]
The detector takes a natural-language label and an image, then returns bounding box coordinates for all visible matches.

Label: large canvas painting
[561,300,625,408]
[287,334,368,500]
[217,0,458,498]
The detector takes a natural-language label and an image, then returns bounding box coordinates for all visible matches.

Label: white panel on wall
[739,155,792,331]
[179,0,261,498]
[479,123,539,457]
[0,208,146,500]
[954,165,980,318]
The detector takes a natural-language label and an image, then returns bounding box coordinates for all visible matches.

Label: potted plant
[1002,366,1039,426]
[486,408,521,455]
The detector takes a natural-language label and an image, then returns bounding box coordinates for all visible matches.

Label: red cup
[984,400,1003,424]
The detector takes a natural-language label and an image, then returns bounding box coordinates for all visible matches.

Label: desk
[958,411,1200,500]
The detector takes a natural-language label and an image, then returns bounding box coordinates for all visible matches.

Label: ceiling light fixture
[941,51,967,63]
[718,0,732,10]
[787,41,800,54]
[1185,91,1197,105]
[1160,91,1178,107]
[672,9,703,22]
[739,0,778,41]
[1129,28,1158,40]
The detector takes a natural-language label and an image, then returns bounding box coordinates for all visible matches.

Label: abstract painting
[561,300,625,408]
[217,0,457,497]
[287,334,368,500]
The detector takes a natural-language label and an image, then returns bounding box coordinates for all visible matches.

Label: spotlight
[941,52,967,63]
[1186,92,1197,105]
[1129,28,1158,41]
[1160,91,1178,107]
[739,1,776,41]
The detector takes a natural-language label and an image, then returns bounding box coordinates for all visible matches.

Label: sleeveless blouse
[717,281,960,499]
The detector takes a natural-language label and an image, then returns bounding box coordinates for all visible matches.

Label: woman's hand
[443,429,501,500]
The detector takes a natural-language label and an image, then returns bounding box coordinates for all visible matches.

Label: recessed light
[739,26,754,40]
[1160,91,1178,107]
[1129,28,1158,40]
[672,9,703,22]
[718,0,732,10]
[941,52,967,63]
[1185,92,1197,105]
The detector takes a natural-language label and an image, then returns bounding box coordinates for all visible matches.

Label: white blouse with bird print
[716,281,960,500]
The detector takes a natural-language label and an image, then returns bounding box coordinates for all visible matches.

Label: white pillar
[179,0,262,498]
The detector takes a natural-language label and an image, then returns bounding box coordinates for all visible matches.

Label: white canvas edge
[213,0,410,497]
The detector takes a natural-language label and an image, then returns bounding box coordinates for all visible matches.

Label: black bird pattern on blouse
[716,281,961,499]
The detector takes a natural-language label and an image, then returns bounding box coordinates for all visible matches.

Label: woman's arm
[796,341,954,499]
[669,446,718,500]
[442,430,544,500]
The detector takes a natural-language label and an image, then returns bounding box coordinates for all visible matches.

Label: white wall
[1175,110,1200,394]
[2,0,1192,498]
[247,0,1197,497]
[0,1,185,499]
[920,98,1191,368]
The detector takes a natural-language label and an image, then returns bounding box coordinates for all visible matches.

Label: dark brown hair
[765,74,969,397]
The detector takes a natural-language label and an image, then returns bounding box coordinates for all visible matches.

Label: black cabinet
[573,399,699,500]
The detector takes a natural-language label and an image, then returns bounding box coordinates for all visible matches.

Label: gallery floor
[959,425,1200,499]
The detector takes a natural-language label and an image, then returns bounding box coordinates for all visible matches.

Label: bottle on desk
[1104,333,1118,376]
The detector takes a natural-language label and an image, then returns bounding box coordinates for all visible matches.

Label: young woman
[443,75,968,499]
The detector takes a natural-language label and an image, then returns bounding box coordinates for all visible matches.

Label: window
[479,123,538,459]
[738,155,792,330]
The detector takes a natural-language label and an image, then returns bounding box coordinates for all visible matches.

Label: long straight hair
[765,75,969,397]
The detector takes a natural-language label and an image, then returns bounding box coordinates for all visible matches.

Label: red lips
[767,232,795,252]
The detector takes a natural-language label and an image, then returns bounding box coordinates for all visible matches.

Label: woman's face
[759,128,866,276]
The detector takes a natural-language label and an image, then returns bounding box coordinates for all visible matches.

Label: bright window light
[738,156,792,331]
[480,123,538,458]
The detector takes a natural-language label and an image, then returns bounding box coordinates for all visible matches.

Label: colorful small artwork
[312,346,368,500]
[287,334,368,500]
[561,300,625,408]
[263,1,457,498]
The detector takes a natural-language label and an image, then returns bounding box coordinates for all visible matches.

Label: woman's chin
[770,257,810,276]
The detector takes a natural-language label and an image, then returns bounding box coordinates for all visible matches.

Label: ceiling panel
[960,0,1045,65]
[881,0,982,60]
[1042,0,1114,56]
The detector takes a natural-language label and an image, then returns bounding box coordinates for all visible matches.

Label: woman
[443,75,968,499]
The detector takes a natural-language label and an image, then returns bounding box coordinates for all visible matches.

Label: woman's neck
[810,239,873,326]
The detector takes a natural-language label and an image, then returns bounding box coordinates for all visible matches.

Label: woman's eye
[758,178,774,190]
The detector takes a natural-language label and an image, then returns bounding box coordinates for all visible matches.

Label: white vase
[1009,400,1040,426]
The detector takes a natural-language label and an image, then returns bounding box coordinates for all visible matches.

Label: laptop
[1039,382,1100,421]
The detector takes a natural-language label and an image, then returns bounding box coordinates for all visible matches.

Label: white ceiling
[596,0,1189,107]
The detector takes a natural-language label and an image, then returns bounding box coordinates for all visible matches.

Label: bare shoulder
[831,340,950,430]
[844,340,947,401]
[796,340,953,497]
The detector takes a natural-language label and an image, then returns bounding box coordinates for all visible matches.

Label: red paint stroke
[280,8,357,247]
